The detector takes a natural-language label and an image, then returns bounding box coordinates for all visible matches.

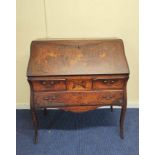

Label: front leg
[29,88,39,144]
[31,107,38,144]
[119,105,126,139]
[43,108,47,116]
[119,91,127,139]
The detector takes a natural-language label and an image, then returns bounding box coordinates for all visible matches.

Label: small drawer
[93,78,124,90]
[32,79,66,91]
[34,91,123,107]
[67,79,92,91]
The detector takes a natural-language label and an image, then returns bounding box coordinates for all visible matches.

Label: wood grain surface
[27,39,129,76]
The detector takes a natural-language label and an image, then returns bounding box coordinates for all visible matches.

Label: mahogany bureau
[27,39,129,143]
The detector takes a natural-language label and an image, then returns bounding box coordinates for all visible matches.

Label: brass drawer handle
[43,97,49,100]
[102,95,113,100]
[101,79,116,85]
[41,81,55,86]
[106,96,112,100]
[50,81,55,85]
[42,81,47,85]
[110,79,117,84]
[103,80,108,83]
[43,95,57,100]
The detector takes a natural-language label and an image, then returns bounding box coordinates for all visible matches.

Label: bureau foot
[34,129,38,144]
[110,106,113,112]
[43,108,47,116]
[119,105,126,139]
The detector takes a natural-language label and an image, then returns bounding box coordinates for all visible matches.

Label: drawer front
[32,79,66,91]
[93,78,124,89]
[67,79,92,91]
[34,91,123,107]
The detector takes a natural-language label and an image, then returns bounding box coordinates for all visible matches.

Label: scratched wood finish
[27,39,129,143]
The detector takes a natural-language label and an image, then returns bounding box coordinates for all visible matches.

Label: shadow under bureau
[27,39,129,143]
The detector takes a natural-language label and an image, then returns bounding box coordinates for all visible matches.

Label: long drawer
[34,90,124,107]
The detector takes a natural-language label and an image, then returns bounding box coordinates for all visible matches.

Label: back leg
[43,108,47,116]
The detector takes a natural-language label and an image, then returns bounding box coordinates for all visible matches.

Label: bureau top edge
[27,74,129,80]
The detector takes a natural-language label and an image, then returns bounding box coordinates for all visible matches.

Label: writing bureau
[27,39,129,143]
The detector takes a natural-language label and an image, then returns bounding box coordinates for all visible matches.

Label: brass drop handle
[50,81,55,85]
[41,81,55,86]
[42,81,47,85]
[103,80,108,83]
[43,95,56,100]
[102,95,113,100]
[106,96,112,99]
[110,80,116,84]
[43,97,49,100]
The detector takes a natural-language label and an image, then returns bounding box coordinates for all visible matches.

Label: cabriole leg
[31,108,38,144]
[119,104,127,139]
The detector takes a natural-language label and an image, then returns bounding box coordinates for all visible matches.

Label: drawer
[32,79,66,91]
[34,91,123,107]
[67,79,92,91]
[93,78,124,90]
